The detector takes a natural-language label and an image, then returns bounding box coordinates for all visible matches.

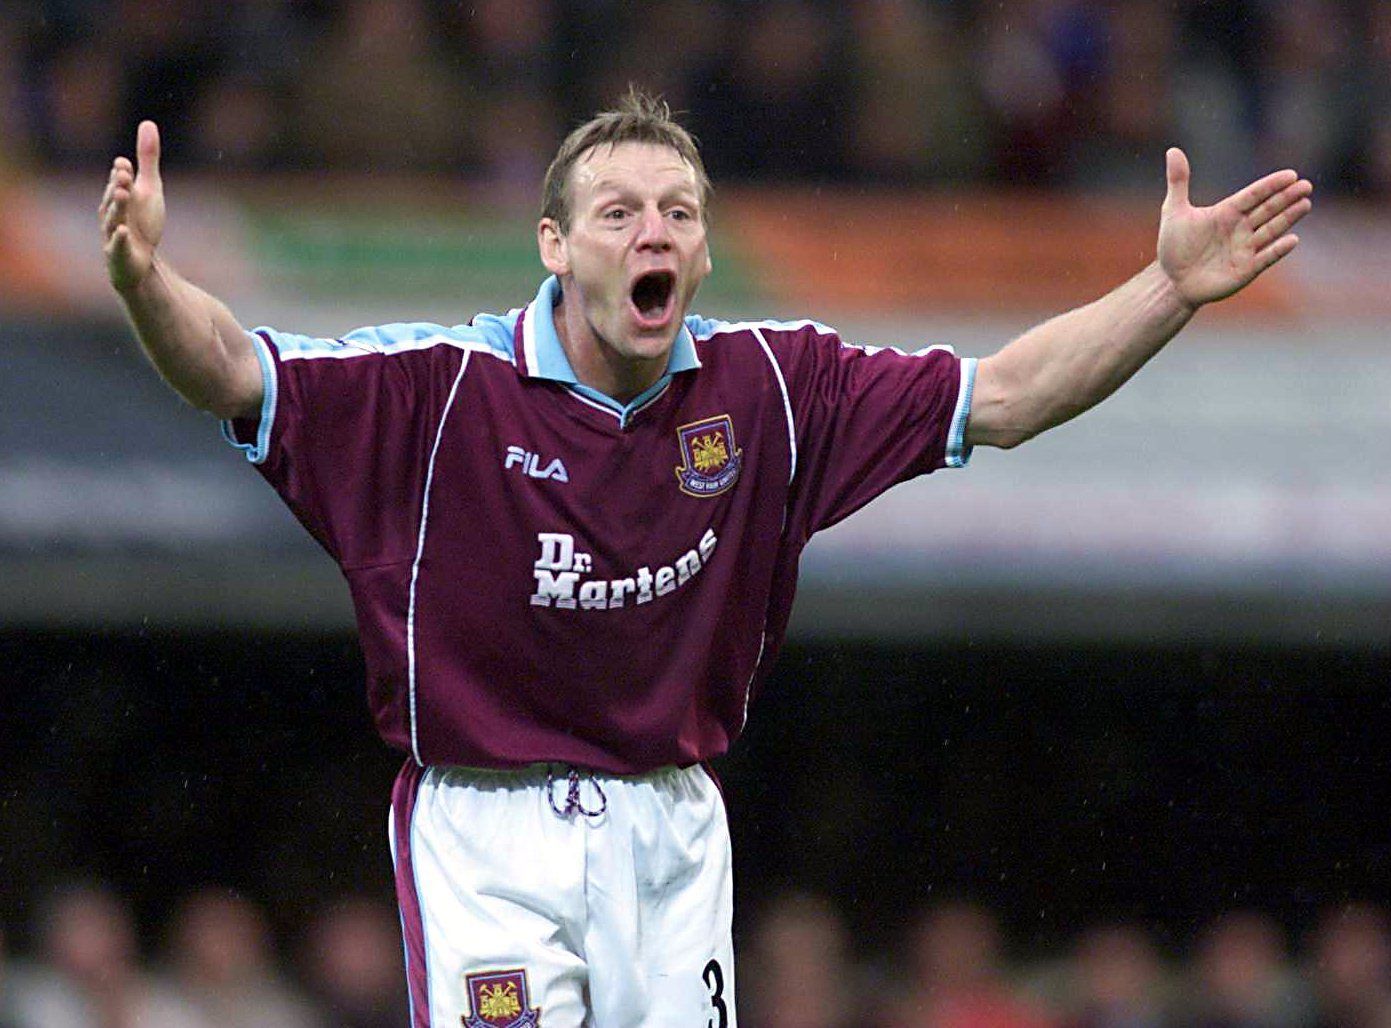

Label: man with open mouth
[101,89,1310,1027]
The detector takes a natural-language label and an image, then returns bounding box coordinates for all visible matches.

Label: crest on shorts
[462,969,541,1028]
[675,415,743,497]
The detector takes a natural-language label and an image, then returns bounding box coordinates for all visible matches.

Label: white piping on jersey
[407,352,472,766]
[561,379,672,425]
[697,317,840,339]
[277,332,513,365]
[521,302,541,375]
[740,631,767,733]
[698,318,957,361]
[752,328,797,486]
[561,386,615,418]
[739,328,799,732]
[947,357,978,469]
[629,380,672,419]
[844,342,956,358]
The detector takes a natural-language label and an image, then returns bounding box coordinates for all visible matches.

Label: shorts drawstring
[546,765,608,820]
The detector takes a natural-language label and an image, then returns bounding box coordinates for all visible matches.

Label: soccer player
[99,92,1311,1027]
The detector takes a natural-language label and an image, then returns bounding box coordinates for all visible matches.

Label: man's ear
[538,218,569,276]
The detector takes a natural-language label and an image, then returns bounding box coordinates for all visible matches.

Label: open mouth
[629,271,676,326]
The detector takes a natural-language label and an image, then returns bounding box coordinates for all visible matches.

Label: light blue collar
[521,277,701,398]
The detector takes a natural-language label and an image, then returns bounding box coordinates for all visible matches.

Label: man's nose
[634,205,672,250]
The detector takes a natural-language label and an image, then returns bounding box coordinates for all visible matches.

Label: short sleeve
[759,322,975,540]
[221,324,467,567]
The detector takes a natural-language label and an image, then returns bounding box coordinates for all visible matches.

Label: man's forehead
[571,142,699,196]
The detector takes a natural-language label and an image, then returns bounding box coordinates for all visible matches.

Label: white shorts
[389,761,736,1028]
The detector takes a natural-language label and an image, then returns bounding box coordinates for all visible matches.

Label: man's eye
[669,209,692,221]
[604,209,628,221]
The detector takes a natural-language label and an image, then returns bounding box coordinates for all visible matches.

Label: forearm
[116,257,260,419]
[968,262,1194,448]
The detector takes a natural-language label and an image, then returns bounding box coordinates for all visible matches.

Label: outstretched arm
[101,121,262,420]
[965,149,1313,449]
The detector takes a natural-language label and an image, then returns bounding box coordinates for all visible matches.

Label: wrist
[1149,261,1200,320]
[113,255,163,302]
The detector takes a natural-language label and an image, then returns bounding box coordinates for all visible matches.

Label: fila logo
[504,445,570,483]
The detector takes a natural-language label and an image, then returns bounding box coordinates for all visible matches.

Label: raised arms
[101,121,263,420]
[965,148,1313,449]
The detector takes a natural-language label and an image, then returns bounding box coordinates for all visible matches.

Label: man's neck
[552,294,666,405]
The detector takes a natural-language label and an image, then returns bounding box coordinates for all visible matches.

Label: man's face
[539,141,712,367]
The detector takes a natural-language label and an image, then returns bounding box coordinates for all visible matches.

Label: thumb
[1164,146,1190,210]
[136,120,162,189]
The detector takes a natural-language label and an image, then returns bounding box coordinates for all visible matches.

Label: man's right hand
[98,121,261,419]
[101,120,166,293]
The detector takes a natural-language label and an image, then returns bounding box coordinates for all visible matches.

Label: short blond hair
[541,88,711,231]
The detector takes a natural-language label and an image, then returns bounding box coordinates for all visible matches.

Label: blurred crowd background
[6,883,1391,1028]
[4,0,1391,197]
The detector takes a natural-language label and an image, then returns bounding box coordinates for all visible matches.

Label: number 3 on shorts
[703,958,728,1028]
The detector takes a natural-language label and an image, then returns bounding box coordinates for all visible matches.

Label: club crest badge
[675,415,743,497]
[462,969,541,1028]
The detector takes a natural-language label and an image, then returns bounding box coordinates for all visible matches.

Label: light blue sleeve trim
[219,330,277,465]
[945,356,976,469]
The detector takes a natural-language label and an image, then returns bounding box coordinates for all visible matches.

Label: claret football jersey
[225,277,975,773]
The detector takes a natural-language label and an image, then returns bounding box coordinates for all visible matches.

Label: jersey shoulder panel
[254,318,517,365]
[701,316,838,336]
[691,317,845,379]
[695,317,959,388]
[687,315,837,344]
[461,309,523,365]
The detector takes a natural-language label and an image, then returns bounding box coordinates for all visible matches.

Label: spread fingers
[99,168,133,218]
[1247,179,1313,230]
[1232,169,1299,214]
[1249,197,1312,252]
[102,189,129,237]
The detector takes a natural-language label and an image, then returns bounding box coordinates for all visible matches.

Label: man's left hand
[1158,147,1313,311]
